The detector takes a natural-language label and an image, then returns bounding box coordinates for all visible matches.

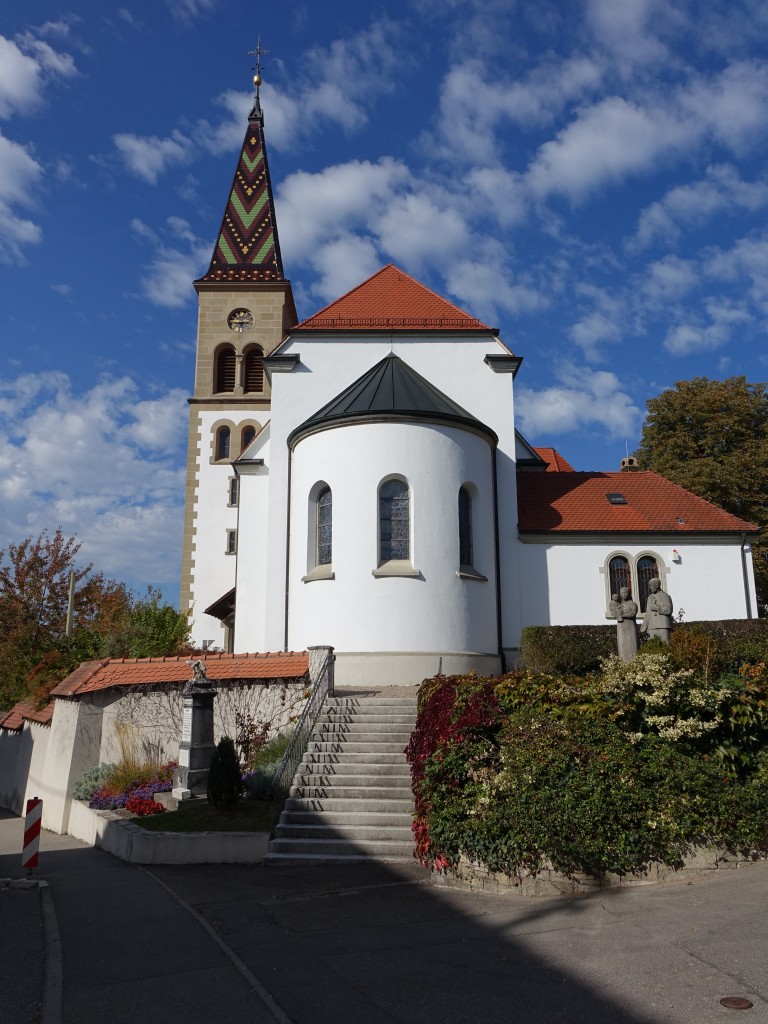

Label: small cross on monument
[172,659,217,802]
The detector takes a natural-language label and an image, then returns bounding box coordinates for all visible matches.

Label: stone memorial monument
[611,585,639,661]
[172,659,217,802]
[643,578,674,643]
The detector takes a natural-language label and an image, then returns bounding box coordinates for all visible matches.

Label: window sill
[372,560,421,578]
[456,567,488,582]
[302,565,335,583]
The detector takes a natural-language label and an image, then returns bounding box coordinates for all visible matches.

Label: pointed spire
[198,46,284,284]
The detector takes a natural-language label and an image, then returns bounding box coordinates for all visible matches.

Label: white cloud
[0,132,43,262]
[632,165,768,250]
[642,255,697,302]
[0,372,186,589]
[586,0,668,67]
[165,0,217,21]
[131,216,209,307]
[705,232,768,311]
[51,283,72,295]
[681,61,768,152]
[527,96,684,201]
[663,299,752,355]
[517,364,641,437]
[113,130,189,184]
[0,37,41,118]
[432,57,603,166]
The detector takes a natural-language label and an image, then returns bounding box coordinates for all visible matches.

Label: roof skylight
[606,493,628,505]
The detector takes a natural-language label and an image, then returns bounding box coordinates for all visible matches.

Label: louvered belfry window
[637,555,659,611]
[243,345,264,393]
[215,346,236,393]
[379,478,410,562]
[608,555,631,598]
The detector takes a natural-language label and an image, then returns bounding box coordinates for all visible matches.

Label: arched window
[608,555,631,598]
[243,345,264,393]
[241,425,256,451]
[215,426,231,461]
[458,486,473,568]
[214,345,236,393]
[637,555,660,612]
[316,486,332,566]
[379,478,410,563]
[603,552,667,615]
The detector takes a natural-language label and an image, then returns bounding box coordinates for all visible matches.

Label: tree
[635,377,768,609]
[0,529,191,710]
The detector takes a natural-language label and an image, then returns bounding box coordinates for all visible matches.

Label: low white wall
[0,722,51,817]
[67,800,269,864]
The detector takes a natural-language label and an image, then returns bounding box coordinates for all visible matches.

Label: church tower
[180,73,296,649]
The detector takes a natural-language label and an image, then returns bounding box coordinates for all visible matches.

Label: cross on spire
[248,38,269,97]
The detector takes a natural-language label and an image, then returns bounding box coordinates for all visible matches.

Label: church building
[180,85,758,686]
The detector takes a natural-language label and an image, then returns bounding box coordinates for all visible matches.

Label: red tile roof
[51,652,309,697]
[293,264,493,332]
[0,701,54,731]
[533,447,575,472]
[517,470,758,534]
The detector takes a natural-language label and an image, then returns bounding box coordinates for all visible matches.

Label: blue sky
[2,0,768,604]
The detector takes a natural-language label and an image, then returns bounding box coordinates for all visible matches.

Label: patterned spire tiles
[200,108,284,283]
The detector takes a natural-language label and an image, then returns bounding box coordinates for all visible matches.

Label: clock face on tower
[227,308,254,333]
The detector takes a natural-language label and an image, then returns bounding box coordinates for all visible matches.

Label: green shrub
[520,625,615,674]
[72,763,116,801]
[207,737,243,808]
[409,668,768,879]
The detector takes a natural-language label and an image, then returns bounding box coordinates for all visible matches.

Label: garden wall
[0,721,51,817]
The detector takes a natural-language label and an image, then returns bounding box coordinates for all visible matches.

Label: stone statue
[188,658,208,683]
[643,578,673,643]
[611,585,639,661]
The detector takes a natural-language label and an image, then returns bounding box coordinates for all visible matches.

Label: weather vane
[248,38,269,98]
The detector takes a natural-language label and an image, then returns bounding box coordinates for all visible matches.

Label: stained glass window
[229,477,238,506]
[608,555,631,598]
[379,478,410,562]
[459,487,473,567]
[241,425,256,450]
[637,556,659,612]
[316,487,332,565]
[216,426,230,461]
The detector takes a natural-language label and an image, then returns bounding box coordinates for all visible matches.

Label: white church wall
[287,420,500,683]
[233,431,271,653]
[262,334,520,658]
[516,537,754,635]
[190,408,270,648]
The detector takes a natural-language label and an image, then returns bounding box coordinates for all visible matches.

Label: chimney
[620,456,640,472]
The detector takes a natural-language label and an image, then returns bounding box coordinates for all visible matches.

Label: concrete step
[274,823,413,841]
[317,721,413,736]
[296,762,411,778]
[318,715,416,727]
[289,784,414,800]
[284,797,414,814]
[278,810,413,827]
[302,751,409,765]
[267,837,416,858]
[327,697,417,707]
[292,774,411,791]
[308,741,408,754]
[264,852,415,865]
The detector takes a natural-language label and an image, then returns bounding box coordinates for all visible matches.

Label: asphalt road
[1,808,767,1024]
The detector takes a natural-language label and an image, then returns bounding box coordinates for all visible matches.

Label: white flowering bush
[598,650,732,744]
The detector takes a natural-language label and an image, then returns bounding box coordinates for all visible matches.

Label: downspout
[491,445,506,673]
[283,445,293,651]
[741,532,753,619]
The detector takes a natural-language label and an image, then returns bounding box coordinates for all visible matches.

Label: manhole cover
[720,997,753,1010]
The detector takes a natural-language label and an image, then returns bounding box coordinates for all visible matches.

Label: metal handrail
[270,646,334,825]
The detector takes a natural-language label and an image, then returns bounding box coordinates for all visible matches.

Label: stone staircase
[265,690,417,864]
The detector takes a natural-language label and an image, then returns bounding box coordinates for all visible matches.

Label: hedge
[520,619,768,676]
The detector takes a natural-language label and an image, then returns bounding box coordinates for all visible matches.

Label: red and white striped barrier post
[22,797,42,872]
